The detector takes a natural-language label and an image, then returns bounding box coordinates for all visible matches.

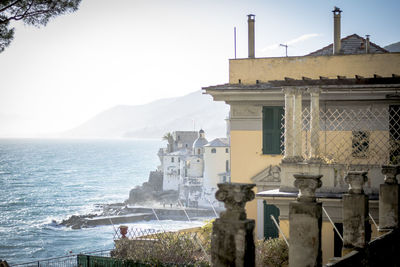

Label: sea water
[0,139,205,264]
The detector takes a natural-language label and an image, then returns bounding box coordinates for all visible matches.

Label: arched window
[211,148,216,153]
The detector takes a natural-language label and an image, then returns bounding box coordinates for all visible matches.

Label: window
[226,160,229,172]
[198,148,201,154]
[225,148,229,153]
[171,157,174,163]
[178,157,180,163]
[222,176,227,183]
[262,106,284,154]
[178,169,180,175]
[211,148,217,153]
[352,131,370,158]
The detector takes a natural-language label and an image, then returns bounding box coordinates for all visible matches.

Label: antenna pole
[234,27,237,59]
[280,44,288,57]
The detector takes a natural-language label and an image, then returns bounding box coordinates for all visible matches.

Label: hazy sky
[0,0,399,137]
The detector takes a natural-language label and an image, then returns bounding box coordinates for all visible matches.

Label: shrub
[256,238,288,267]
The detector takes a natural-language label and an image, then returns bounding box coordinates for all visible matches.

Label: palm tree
[162,132,174,152]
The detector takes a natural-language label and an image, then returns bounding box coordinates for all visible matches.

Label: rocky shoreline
[58,202,218,229]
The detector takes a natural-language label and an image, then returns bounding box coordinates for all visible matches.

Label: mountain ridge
[63,90,229,140]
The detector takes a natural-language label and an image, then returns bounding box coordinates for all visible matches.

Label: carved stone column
[342,171,371,255]
[211,183,256,267]
[282,87,295,162]
[289,174,323,267]
[293,88,304,161]
[308,87,321,161]
[379,165,400,231]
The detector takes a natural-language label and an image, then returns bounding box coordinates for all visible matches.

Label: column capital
[345,171,368,194]
[294,87,306,95]
[282,87,295,94]
[215,183,255,220]
[307,86,321,95]
[381,165,399,184]
[293,173,323,202]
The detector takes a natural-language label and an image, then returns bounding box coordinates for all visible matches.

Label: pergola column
[283,87,294,162]
[342,171,371,255]
[308,87,321,161]
[293,88,304,161]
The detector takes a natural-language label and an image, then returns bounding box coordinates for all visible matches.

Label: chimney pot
[332,7,342,55]
[247,14,255,58]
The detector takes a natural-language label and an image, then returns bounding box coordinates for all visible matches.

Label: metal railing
[9,249,111,267]
[112,226,211,266]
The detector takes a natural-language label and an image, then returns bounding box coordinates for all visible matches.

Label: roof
[307,34,388,56]
[193,136,208,148]
[203,75,400,91]
[204,138,229,147]
[256,188,379,200]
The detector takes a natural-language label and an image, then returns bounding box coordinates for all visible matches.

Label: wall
[229,53,400,84]
[162,155,181,191]
[230,130,282,221]
[203,146,230,190]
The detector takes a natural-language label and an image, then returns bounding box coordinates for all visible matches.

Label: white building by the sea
[158,129,230,208]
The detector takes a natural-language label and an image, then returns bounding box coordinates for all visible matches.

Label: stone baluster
[293,88,304,161]
[342,171,371,255]
[211,183,256,267]
[379,165,400,231]
[282,87,295,162]
[308,87,321,161]
[289,173,323,267]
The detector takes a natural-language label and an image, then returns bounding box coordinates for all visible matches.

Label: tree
[162,132,174,153]
[0,0,81,53]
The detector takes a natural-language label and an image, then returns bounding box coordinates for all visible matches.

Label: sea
[0,139,206,265]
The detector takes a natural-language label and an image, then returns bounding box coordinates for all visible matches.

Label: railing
[112,227,211,266]
[8,249,111,267]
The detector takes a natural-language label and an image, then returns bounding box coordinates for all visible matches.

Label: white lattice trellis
[281,106,400,166]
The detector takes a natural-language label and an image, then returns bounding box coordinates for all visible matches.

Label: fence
[112,227,211,266]
[281,105,400,166]
[9,250,111,267]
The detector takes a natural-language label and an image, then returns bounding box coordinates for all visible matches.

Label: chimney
[247,14,255,58]
[365,35,370,53]
[332,7,342,55]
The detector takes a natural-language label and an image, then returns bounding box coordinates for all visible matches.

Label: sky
[0,0,399,137]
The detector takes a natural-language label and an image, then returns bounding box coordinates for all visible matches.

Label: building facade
[203,8,400,264]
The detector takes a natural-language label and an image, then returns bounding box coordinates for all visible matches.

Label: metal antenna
[234,27,237,59]
[280,44,288,57]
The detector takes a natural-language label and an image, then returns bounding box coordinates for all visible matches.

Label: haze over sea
[0,139,205,264]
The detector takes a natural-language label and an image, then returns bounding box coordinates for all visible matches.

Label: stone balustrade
[211,183,256,267]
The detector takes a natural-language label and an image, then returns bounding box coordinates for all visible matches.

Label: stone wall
[326,229,400,267]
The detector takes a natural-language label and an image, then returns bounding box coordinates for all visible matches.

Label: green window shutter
[263,106,284,154]
[263,200,280,239]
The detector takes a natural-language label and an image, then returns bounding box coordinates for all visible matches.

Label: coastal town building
[158,129,231,208]
[203,7,400,264]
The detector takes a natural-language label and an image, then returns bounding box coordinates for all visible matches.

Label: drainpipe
[332,7,342,55]
[248,14,255,58]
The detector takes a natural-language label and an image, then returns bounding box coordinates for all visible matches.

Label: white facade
[201,138,230,207]
[160,130,230,208]
[162,154,182,191]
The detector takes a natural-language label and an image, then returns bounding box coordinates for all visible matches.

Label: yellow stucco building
[204,8,400,264]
